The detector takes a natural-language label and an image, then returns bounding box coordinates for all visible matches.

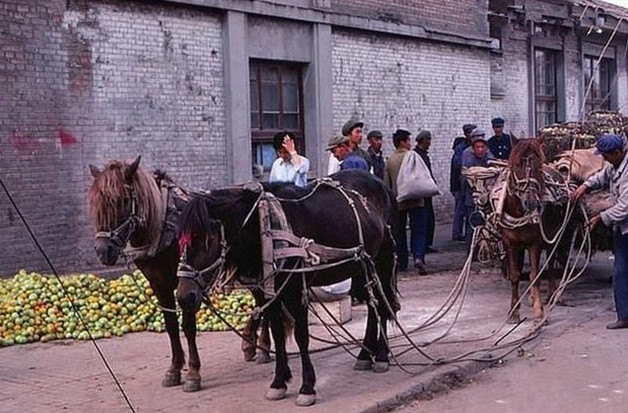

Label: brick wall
[331,29,492,222]
[330,0,489,39]
[0,0,225,276]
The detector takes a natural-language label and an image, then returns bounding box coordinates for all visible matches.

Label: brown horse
[500,139,573,324]
[87,156,209,391]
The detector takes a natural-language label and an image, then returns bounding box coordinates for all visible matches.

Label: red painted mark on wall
[58,129,77,145]
[9,128,78,151]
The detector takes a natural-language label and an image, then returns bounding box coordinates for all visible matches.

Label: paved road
[0,229,618,413]
[395,312,628,413]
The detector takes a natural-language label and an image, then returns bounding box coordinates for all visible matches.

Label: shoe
[606,319,628,330]
[426,246,439,254]
[414,258,428,275]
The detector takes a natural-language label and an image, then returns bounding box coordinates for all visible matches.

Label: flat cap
[463,124,477,134]
[595,134,624,155]
[342,117,364,136]
[471,127,486,137]
[326,134,350,151]
[491,117,505,127]
[416,130,432,142]
[367,130,383,139]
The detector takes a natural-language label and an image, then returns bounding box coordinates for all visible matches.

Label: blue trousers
[452,191,467,240]
[612,229,628,321]
[396,206,428,269]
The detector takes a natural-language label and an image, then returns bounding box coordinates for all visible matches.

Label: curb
[360,359,494,413]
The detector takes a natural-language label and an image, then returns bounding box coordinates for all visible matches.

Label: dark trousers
[612,229,628,321]
[396,206,428,269]
[425,198,435,247]
[452,191,467,240]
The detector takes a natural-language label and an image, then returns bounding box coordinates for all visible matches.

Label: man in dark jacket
[488,117,512,160]
[450,124,476,241]
[367,130,385,179]
[415,130,437,253]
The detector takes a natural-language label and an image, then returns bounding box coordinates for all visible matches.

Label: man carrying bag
[384,129,440,274]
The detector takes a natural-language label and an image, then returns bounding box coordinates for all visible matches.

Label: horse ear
[125,156,141,183]
[510,132,519,147]
[89,164,101,178]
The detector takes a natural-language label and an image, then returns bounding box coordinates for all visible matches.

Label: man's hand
[282,135,297,156]
[570,184,588,201]
[588,214,601,231]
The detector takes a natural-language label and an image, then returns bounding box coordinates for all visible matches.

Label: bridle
[507,154,543,212]
[176,187,264,294]
[95,184,141,250]
[176,222,228,294]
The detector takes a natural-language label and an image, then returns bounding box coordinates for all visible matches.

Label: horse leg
[529,244,545,323]
[257,316,272,364]
[354,301,377,371]
[154,291,185,387]
[181,309,201,392]
[240,314,261,362]
[289,299,316,407]
[265,302,292,401]
[372,240,397,373]
[506,245,522,324]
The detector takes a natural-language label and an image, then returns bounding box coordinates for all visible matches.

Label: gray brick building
[0,0,627,276]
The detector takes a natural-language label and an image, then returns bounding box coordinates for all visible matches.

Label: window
[584,56,613,112]
[534,49,558,130]
[249,60,304,170]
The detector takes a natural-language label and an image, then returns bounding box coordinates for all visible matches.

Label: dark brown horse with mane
[176,169,399,406]
[500,138,574,324]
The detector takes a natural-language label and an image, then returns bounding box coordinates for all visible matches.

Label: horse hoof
[507,315,520,325]
[353,359,372,371]
[265,388,287,401]
[182,378,201,392]
[256,351,272,364]
[162,373,182,387]
[295,394,316,407]
[243,349,256,362]
[372,362,389,373]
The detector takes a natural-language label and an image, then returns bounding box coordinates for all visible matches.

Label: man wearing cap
[450,124,476,241]
[384,129,428,274]
[571,134,628,330]
[326,134,369,171]
[461,128,494,249]
[415,130,437,253]
[342,116,372,170]
[269,131,310,188]
[488,117,512,161]
[367,130,385,179]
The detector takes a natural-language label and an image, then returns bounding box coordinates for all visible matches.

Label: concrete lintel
[162,0,493,49]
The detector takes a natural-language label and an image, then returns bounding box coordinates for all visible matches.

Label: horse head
[176,185,263,312]
[507,138,546,212]
[87,156,162,265]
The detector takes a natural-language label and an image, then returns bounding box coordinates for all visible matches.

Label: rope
[0,175,137,413]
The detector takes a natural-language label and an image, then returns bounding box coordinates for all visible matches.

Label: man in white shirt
[269,132,310,187]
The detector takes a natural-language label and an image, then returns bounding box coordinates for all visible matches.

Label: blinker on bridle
[95,184,141,249]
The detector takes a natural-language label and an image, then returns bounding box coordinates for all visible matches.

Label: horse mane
[262,181,313,199]
[508,139,546,169]
[87,160,165,244]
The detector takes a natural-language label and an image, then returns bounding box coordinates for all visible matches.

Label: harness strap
[271,229,364,263]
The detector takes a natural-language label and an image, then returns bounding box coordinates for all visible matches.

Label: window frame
[249,60,305,171]
[534,48,558,130]
[584,55,613,112]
